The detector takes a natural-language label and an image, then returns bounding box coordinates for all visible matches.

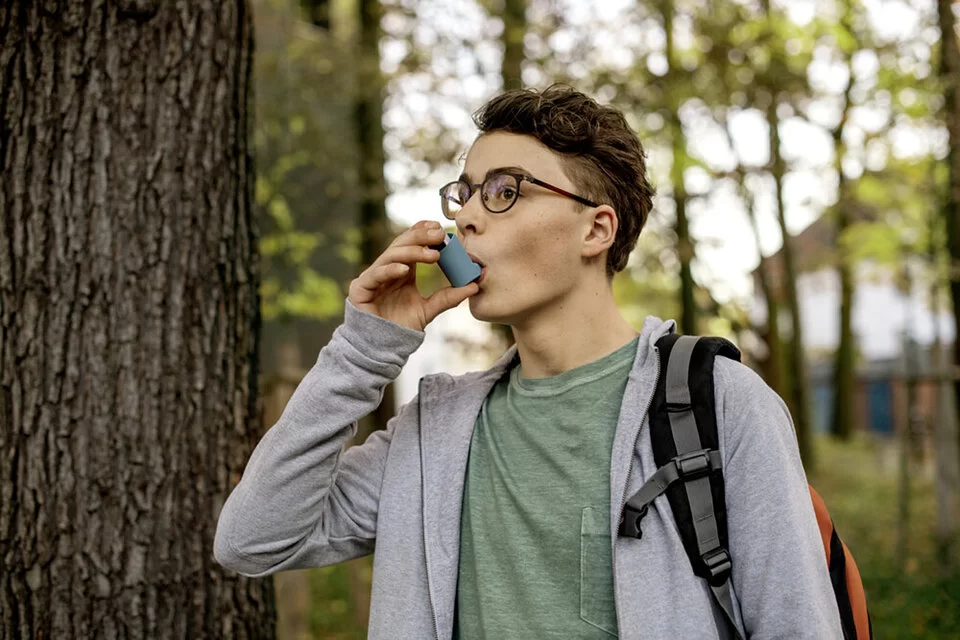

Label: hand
[347,220,480,332]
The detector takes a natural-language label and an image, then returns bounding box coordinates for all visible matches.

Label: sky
[381,0,945,306]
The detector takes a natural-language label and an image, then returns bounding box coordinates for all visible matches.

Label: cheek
[492,213,579,283]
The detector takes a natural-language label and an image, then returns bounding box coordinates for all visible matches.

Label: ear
[581,205,618,259]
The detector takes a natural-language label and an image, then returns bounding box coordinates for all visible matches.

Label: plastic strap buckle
[675,449,712,479]
[702,547,732,580]
[618,504,648,539]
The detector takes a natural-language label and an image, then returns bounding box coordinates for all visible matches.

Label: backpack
[617,333,871,640]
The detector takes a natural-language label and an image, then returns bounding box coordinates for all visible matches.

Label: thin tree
[830,0,858,441]
[355,0,394,444]
[658,0,697,334]
[501,0,526,91]
[937,0,960,484]
[0,2,273,637]
[929,192,959,570]
[302,0,394,446]
[761,0,815,467]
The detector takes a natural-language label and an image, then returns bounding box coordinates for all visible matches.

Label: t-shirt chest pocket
[580,506,619,637]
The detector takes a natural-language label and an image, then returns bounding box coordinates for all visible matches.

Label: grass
[811,435,960,639]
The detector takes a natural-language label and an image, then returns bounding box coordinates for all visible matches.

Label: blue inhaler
[430,233,482,288]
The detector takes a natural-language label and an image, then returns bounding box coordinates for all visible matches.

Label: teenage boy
[215,86,843,639]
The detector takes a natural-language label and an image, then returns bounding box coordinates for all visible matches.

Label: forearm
[214,300,424,575]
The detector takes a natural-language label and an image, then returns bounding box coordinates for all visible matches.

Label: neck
[510,278,639,379]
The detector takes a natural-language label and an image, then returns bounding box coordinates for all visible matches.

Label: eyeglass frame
[438,171,600,220]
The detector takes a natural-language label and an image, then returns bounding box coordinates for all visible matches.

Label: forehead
[463,132,570,184]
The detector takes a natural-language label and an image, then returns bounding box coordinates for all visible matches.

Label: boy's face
[455,131,604,327]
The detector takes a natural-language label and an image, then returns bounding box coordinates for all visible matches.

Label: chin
[467,295,523,326]
[467,296,505,324]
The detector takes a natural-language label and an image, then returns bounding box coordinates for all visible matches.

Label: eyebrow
[459,165,530,183]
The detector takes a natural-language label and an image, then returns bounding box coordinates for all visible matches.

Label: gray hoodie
[214,300,843,639]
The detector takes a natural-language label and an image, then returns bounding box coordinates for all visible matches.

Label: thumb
[423,282,479,325]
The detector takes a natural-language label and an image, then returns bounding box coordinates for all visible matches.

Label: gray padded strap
[665,336,701,453]
[710,581,745,640]
[664,334,744,640]
[665,335,697,405]
[665,336,721,552]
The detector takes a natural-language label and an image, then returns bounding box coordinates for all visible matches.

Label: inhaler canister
[430,233,482,288]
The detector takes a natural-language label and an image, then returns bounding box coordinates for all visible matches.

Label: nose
[455,189,485,237]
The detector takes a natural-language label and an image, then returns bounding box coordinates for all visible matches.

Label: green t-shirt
[455,337,639,639]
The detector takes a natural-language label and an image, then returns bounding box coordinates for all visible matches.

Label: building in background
[750,214,954,439]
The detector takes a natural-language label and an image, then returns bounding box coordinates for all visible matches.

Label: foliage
[253,0,362,324]
[307,558,372,640]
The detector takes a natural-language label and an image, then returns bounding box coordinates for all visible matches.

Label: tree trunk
[352,0,394,445]
[0,2,274,638]
[501,0,526,91]
[897,259,918,571]
[937,0,960,494]
[830,9,857,441]
[767,94,815,469]
[930,232,959,571]
[488,0,527,348]
[663,0,697,335]
[740,177,783,396]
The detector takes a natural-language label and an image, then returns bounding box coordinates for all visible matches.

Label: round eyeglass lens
[481,174,520,213]
[440,181,470,219]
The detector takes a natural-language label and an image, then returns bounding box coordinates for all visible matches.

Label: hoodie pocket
[580,506,618,637]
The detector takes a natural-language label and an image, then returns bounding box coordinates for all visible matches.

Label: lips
[466,252,486,285]
[466,252,485,268]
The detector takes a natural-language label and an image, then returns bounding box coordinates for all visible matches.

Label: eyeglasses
[438,171,599,220]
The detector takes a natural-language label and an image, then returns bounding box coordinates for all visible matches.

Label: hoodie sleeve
[213,300,425,577]
[715,358,844,639]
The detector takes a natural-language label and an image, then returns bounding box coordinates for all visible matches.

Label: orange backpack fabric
[809,486,872,639]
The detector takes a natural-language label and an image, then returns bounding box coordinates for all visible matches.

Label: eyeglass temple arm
[524,177,598,207]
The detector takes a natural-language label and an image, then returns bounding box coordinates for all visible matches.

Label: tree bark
[501,0,526,91]
[938,0,960,495]
[663,0,697,335]
[930,225,959,570]
[767,94,815,469]
[353,0,394,446]
[830,4,857,441]
[0,2,274,638]
[741,178,783,396]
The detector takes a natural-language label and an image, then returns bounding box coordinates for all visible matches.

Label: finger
[349,263,410,303]
[372,244,440,270]
[422,282,480,324]
[389,222,448,250]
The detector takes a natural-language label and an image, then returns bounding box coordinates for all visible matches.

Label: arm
[213,300,424,577]
[715,358,843,639]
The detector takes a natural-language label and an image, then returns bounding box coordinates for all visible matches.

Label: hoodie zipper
[612,346,660,638]
[418,379,442,640]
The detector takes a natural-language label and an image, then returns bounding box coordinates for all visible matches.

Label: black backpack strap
[619,332,743,639]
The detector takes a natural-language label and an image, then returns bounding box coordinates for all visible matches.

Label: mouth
[466,252,486,285]
[466,252,485,268]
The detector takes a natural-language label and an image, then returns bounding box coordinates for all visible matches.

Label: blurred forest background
[3,0,960,637]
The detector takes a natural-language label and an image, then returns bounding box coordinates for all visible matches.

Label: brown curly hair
[472,85,655,277]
